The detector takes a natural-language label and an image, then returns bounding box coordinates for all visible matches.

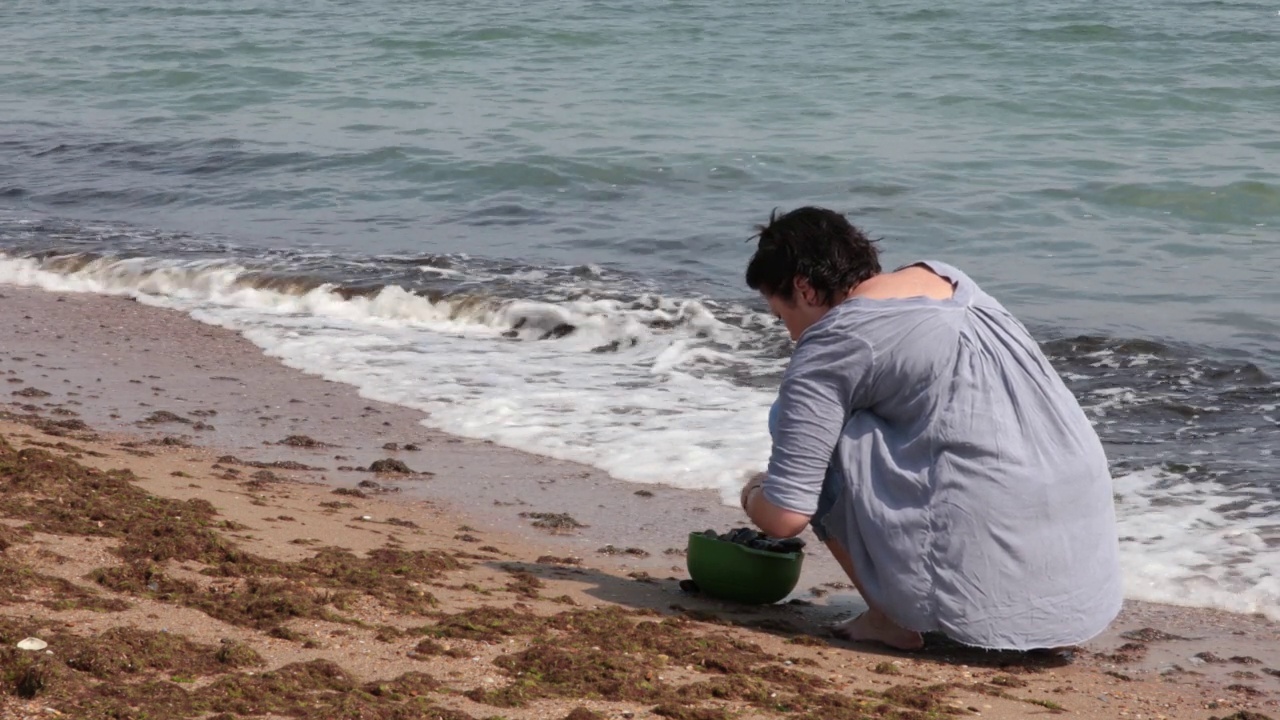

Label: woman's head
[745,206,881,339]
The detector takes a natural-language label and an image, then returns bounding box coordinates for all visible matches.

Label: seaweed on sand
[0,434,463,629]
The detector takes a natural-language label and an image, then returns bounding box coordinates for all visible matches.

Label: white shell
[17,637,48,651]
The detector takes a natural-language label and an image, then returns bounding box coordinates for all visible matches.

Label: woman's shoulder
[900,259,980,295]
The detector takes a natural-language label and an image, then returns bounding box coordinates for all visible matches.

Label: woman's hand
[741,471,811,538]
[740,472,766,512]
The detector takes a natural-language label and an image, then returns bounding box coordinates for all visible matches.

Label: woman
[740,206,1122,651]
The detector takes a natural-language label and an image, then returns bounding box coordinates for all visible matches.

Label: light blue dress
[762,260,1123,650]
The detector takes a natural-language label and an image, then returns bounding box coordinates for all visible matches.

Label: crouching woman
[740,206,1123,651]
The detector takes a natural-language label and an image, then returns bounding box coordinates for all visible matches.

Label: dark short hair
[745,206,881,305]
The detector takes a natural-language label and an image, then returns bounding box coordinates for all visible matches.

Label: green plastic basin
[685,531,804,605]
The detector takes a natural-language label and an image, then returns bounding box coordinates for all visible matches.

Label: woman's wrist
[741,481,763,512]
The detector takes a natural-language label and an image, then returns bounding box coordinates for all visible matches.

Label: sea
[1,0,1277,620]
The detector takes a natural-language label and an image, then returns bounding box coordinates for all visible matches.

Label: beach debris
[333,487,368,498]
[403,443,421,451]
[698,528,806,554]
[35,417,90,435]
[368,458,413,474]
[597,545,649,558]
[12,387,51,397]
[16,637,48,651]
[139,410,191,425]
[382,442,399,451]
[251,470,283,483]
[634,489,654,498]
[386,518,419,528]
[278,434,328,448]
[519,512,586,532]
[1097,642,1147,663]
[1120,627,1189,642]
[505,570,545,598]
[536,555,582,566]
[216,455,321,471]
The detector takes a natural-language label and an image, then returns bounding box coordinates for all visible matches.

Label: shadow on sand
[490,559,1077,673]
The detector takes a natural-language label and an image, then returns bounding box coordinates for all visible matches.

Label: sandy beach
[1,285,1277,720]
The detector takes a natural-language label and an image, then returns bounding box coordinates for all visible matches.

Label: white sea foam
[1113,467,1280,621]
[0,253,776,503]
[2,251,1277,620]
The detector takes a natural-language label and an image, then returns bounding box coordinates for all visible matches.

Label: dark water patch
[461,203,552,227]
[375,254,455,269]
[32,139,179,159]
[179,149,315,177]
[101,67,209,88]
[132,4,281,17]
[6,132,324,183]
[456,25,530,42]
[1022,23,1130,41]
[1041,180,1280,223]
[338,123,393,133]
[1045,334,1279,496]
[889,8,961,21]
[1203,29,1279,43]
[38,188,187,208]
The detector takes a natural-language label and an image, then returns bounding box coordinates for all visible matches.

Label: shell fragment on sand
[17,637,48,651]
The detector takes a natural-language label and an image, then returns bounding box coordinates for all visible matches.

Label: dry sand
[0,285,1277,720]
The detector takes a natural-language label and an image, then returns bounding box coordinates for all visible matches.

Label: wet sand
[1,285,1278,719]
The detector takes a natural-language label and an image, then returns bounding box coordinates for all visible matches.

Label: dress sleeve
[761,328,874,516]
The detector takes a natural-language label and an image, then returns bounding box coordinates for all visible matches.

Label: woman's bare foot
[830,609,924,650]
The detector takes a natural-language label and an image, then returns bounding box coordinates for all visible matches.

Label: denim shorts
[809,461,842,542]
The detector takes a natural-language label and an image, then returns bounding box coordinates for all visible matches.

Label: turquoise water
[1,0,1278,616]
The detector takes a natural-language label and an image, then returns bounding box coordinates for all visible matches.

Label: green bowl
[685,531,804,605]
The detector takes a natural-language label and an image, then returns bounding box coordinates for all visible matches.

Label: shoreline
[2,284,1278,718]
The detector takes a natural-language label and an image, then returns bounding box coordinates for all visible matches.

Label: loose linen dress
[762,260,1123,650]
